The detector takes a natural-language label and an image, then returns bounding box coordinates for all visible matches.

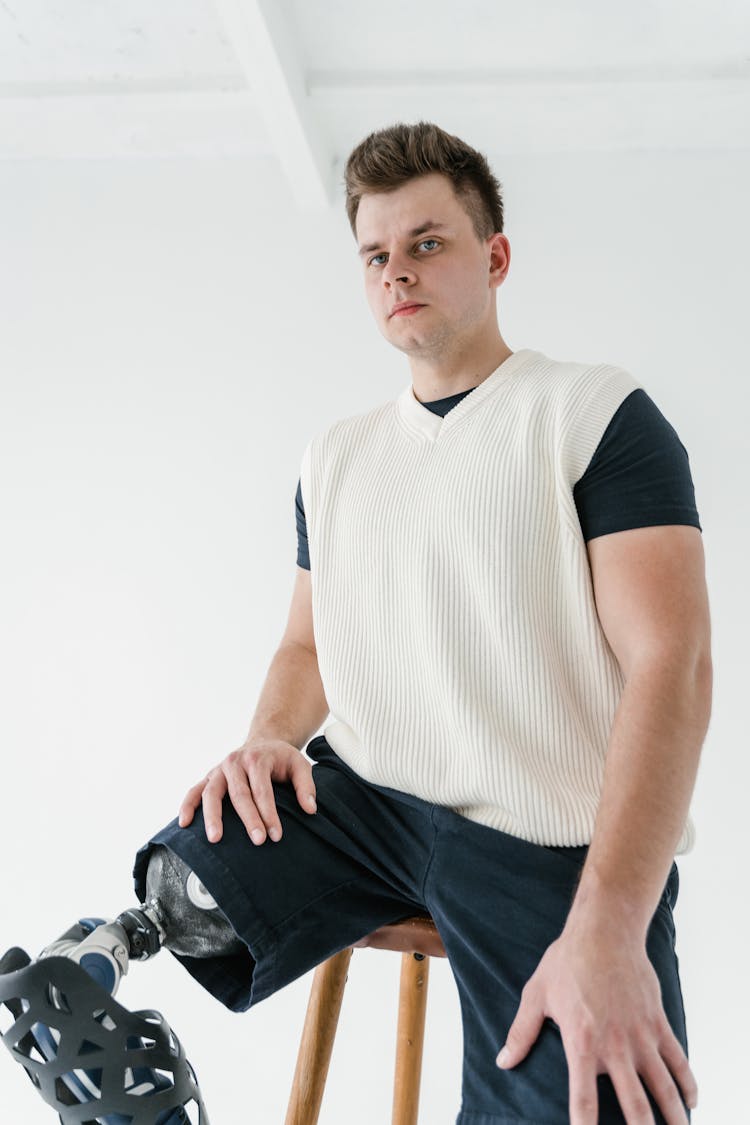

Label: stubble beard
[389,303,484,363]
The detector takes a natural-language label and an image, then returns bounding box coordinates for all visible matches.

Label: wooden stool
[285,915,447,1124]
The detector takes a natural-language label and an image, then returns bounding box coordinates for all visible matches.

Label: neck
[409,336,513,404]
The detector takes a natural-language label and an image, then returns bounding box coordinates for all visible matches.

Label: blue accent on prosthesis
[79,951,117,994]
[79,916,108,933]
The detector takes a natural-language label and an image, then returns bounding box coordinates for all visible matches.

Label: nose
[381,250,415,288]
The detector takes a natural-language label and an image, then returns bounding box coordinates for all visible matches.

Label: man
[1,121,711,1125]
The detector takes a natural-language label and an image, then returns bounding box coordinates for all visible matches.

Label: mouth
[391,304,425,318]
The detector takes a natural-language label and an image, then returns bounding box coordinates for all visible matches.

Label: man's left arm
[497,523,712,1124]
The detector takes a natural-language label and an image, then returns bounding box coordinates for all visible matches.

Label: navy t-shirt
[294,387,701,570]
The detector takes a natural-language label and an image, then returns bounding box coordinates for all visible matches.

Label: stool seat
[285,914,446,1124]
[351,914,447,958]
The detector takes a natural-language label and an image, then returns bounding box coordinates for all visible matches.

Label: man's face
[355,172,507,359]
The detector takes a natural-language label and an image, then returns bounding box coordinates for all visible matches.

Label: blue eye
[367,239,439,267]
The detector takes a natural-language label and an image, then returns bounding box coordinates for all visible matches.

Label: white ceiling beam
[212,0,335,210]
[308,62,750,90]
[0,77,747,162]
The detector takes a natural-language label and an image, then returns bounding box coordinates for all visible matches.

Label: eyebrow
[357,221,451,257]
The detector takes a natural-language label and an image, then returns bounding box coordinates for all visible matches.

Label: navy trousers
[133,735,690,1124]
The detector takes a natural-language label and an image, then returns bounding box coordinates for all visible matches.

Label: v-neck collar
[395,348,538,442]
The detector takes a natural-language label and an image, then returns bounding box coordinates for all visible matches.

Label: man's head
[343,121,511,376]
[344,120,503,246]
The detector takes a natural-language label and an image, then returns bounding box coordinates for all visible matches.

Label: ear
[486,232,510,288]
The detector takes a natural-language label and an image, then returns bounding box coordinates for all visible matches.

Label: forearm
[246,642,330,750]
[565,652,712,942]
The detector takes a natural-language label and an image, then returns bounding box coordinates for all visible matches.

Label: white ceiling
[1,0,748,207]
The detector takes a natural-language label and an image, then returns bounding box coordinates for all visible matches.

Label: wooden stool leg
[285,946,354,1125]
[392,952,430,1125]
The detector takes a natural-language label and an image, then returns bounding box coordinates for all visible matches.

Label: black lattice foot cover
[0,947,209,1124]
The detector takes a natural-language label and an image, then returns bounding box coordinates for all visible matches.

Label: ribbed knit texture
[299,348,695,855]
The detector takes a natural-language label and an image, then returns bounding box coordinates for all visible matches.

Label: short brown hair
[343,120,504,245]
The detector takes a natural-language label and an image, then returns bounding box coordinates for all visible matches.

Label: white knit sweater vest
[299,347,696,855]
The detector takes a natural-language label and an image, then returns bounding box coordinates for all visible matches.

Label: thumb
[497,988,545,1069]
[290,755,317,813]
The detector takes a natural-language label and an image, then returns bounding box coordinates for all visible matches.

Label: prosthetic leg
[0,846,243,1124]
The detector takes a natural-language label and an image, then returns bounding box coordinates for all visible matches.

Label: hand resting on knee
[178,737,318,845]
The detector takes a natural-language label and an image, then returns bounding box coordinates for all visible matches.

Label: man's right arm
[178,565,329,843]
[246,563,328,747]
[245,636,329,751]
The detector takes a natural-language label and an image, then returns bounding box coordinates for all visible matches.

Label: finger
[566,1045,599,1125]
[223,760,271,845]
[201,772,228,843]
[245,760,283,842]
[496,983,545,1068]
[178,779,208,827]
[658,1030,698,1113]
[289,756,317,813]
[635,1048,691,1125]
[607,1056,659,1125]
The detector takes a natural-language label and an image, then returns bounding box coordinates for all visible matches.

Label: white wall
[0,147,747,1123]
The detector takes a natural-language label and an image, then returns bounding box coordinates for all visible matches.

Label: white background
[0,84,748,1125]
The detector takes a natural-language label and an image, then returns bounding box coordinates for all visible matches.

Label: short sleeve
[573,389,702,542]
[295,478,310,570]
